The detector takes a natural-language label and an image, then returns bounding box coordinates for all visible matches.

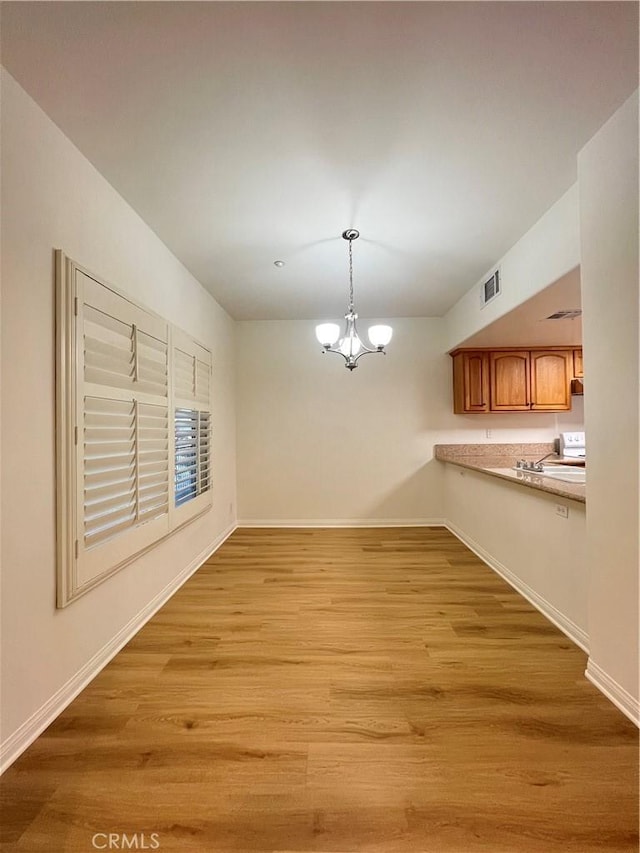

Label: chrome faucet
[515,452,556,472]
[533,451,556,469]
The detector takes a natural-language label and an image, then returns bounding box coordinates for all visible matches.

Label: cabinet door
[530,351,572,410]
[573,348,583,378]
[453,352,489,413]
[489,351,530,411]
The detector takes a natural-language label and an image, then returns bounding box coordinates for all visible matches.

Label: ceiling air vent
[480,268,501,308]
[545,309,582,320]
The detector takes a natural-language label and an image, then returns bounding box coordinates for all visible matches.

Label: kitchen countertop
[434,443,586,504]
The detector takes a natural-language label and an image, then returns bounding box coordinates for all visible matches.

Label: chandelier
[315,229,392,370]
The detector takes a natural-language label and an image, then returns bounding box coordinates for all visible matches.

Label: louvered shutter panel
[175,408,199,507]
[173,408,211,507]
[138,403,170,521]
[84,397,136,547]
[84,305,135,391]
[137,332,169,398]
[171,328,212,525]
[199,411,211,494]
[77,270,170,587]
[174,348,195,401]
[195,359,210,407]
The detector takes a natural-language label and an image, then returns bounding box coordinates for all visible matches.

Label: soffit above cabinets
[459,267,583,350]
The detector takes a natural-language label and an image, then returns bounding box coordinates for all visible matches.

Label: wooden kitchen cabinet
[452,351,489,413]
[489,351,530,411]
[451,347,574,413]
[573,348,583,378]
[530,350,572,410]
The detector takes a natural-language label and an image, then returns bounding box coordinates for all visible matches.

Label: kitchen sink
[541,466,585,483]
[512,464,586,484]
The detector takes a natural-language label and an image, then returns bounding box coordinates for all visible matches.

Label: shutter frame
[56,252,78,606]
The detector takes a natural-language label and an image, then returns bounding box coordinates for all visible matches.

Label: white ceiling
[1,2,637,320]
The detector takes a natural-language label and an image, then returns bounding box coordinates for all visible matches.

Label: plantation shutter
[56,254,216,607]
[171,328,212,527]
[77,271,170,587]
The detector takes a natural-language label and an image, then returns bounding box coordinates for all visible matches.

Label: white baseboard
[238,518,446,528]
[445,520,590,653]
[585,659,640,727]
[0,522,237,775]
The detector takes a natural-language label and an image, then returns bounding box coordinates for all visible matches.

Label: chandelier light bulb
[368,325,393,348]
[315,323,340,347]
[340,334,362,358]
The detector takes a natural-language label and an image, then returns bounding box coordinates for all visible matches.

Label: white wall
[443,465,587,649]
[440,396,584,446]
[0,71,237,762]
[578,91,639,720]
[236,318,448,523]
[444,184,580,352]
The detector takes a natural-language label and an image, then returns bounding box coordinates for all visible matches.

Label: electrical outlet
[555,504,569,518]
[486,429,492,439]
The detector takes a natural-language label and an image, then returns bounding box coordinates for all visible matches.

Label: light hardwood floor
[1,527,638,852]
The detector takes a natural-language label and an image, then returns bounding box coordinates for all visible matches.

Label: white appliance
[559,431,586,459]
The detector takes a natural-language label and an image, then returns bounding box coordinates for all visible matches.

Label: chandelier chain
[348,236,354,310]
